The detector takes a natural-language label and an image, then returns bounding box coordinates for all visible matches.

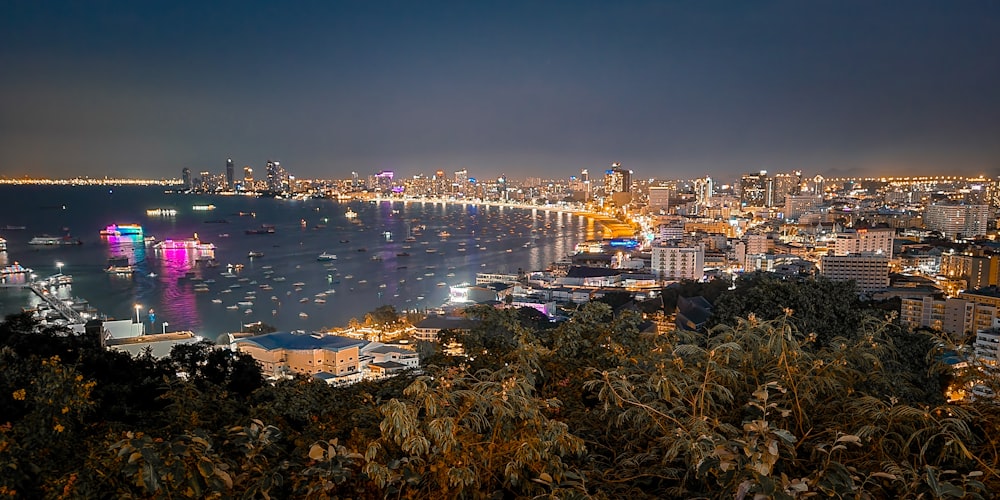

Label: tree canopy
[1,281,998,498]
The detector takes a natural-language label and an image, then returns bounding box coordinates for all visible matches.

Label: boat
[371,255,382,261]
[146,208,177,216]
[211,299,223,304]
[2,225,25,230]
[396,252,410,257]
[438,231,451,238]
[104,257,133,274]
[299,312,309,318]
[425,248,437,253]
[292,282,306,287]
[317,252,337,261]
[345,208,358,219]
[248,251,265,258]
[314,298,326,304]
[192,204,216,211]
[0,237,6,252]
[29,235,82,245]
[154,236,215,251]
[237,301,254,307]
[100,224,144,236]
[0,263,31,276]
[299,298,309,303]
[245,225,276,235]
[226,305,239,310]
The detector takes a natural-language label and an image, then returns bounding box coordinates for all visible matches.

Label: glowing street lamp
[134,304,142,335]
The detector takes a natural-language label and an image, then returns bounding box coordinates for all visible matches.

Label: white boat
[299,312,309,318]
[211,299,223,304]
[226,305,238,310]
[345,208,358,219]
[146,208,177,216]
[192,204,216,211]
[237,301,254,307]
[30,235,82,245]
[314,298,326,304]
[317,252,337,261]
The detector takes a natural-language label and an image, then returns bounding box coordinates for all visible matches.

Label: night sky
[2,1,999,182]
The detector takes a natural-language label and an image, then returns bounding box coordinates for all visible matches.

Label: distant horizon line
[0,173,997,186]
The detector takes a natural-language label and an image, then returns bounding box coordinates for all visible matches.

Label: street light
[134,304,142,335]
[162,322,169,335]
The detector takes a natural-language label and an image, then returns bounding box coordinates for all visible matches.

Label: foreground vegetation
[2,277,999,498]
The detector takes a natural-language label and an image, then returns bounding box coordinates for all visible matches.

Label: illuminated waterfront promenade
[373,195,637,238]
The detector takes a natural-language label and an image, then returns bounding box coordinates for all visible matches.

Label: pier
[1,275,85,324]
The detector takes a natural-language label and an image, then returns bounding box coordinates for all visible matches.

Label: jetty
[1,275,85,324]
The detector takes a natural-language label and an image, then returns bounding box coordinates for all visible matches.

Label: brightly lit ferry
[146,208,178,216]
[153,234,216,251]
[0,263,31,276]
[192,204,216,211]
[100,223,144,236]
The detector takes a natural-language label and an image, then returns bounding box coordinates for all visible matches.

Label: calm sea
[0,186,603,338]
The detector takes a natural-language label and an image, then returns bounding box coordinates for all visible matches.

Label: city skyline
[2,1,999,180]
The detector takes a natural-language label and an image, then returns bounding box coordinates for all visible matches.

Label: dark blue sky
[2,1,998,182]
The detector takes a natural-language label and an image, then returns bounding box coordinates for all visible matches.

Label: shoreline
[371,195,636,239]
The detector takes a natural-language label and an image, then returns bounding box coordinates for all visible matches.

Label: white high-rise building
[651,245,705,281]
[924,204,990,240]
[832,228,895,258]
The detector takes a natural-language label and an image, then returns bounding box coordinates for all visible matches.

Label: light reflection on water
[0,186,606,338]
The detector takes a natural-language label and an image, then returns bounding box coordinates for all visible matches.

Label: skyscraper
[740,171,771,207]
[226,158,235,189]
[182,168,192,191]
[266,161,287,192]
[604,162,630,196]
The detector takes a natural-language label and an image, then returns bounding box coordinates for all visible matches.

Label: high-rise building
[182,168,192,191]
[454,169,468,195]
[924,204,990,240]
[226,158,235,189]
[831,228,895,258]
[604,162,631,196]
[770,171,802,205]
[650,244,705,281]
[373,170,394,192]
[266,161,287,192]
[819,254,890,293]
[243,167,254,189]
[784,195,823,220]
[648,186,671,213]
[740,171,772,207]
[694,176,714,208]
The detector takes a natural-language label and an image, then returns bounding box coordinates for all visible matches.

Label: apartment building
[831,228,895,258]
[819,254,889,293]
[650,244,705,281]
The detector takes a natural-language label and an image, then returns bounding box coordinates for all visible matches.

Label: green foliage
[1,276,999,498]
